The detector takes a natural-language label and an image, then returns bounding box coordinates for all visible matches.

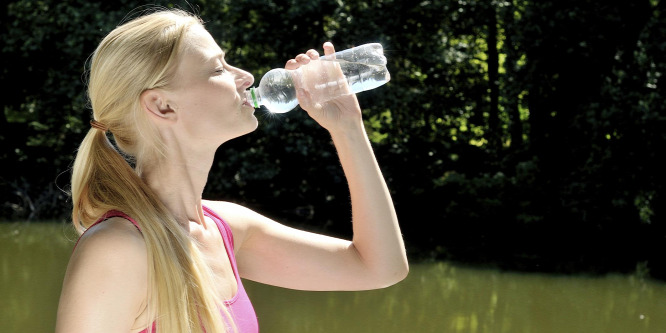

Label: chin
[247,118,259,133]
[235,118,259,138]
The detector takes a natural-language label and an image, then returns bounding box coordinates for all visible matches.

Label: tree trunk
[487,5,501,155]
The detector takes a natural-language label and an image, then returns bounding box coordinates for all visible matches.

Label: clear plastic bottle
[245,43,391,113]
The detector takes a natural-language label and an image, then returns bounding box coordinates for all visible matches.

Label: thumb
[296,88,322,113]
[296,88,312,108]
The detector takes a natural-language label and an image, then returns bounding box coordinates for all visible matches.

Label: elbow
[387,249,410,285]
[391,260,410,285]
[349,243,409,289]
[374,259,410,289]
[400,261,410,281]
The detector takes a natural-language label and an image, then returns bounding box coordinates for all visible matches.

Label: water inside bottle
[314,59,390,95]
[248,55,390,113]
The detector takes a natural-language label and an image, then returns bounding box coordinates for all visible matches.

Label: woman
[56,8,408,333]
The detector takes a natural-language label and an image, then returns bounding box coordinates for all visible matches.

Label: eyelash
[216,68,228,74]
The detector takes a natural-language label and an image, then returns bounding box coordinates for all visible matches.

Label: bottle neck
[246,87,261,108]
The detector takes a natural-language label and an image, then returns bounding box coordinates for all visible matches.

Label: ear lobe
[140,89,176,120]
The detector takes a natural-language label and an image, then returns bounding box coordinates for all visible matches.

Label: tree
[1,0,665,279]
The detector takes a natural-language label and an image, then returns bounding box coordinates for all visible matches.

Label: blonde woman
[56,8,408,333]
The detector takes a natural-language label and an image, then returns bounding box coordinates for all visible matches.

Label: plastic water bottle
[245,43,391,113]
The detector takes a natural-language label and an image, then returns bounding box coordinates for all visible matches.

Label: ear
[140,89,176,121]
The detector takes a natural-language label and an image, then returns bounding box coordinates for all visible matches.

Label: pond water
[1,222,665,333]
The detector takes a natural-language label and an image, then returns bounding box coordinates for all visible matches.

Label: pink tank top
[79,206,259,332]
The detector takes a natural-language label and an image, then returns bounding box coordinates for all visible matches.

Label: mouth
[242,96,254,109]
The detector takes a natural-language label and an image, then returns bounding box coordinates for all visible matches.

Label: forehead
[182,24,224,61]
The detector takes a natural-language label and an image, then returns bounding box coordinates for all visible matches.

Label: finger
[306,49,320,60]
[285,59,299,70]
[296,88,314,109]
[323,42,335,56]
[296,54,311,65]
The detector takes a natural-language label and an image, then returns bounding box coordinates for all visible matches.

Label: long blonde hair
[71,8,233,333]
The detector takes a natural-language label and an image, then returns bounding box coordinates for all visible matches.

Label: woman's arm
[56,218,148,333]
[213,42,407,291]
[329,120,409,286]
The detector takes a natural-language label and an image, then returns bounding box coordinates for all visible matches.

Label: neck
[142,134,216,227]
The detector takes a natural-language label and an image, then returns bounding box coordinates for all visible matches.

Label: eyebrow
[203,50,225,64]
[215,50,225,61]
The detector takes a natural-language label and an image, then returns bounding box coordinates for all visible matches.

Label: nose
[235,69,254,89]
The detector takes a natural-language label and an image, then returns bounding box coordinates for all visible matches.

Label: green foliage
[1,0,665,279]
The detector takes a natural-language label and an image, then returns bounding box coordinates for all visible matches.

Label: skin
[56,24,408,332]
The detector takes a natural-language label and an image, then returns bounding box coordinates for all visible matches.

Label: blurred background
[1,0,665,332]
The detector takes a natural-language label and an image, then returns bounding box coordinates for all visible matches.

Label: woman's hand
[285,42,363,134]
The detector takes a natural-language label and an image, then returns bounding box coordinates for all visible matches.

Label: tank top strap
[72,210,142,252]
[202,205,260,332]
[203,205,235,249]
[101,210,142,230]
[202,205,239,279]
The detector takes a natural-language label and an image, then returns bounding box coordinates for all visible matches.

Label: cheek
[203,79,238,109]
[185,82,231,110]
[174,79,240,126]
[219,79,239,99]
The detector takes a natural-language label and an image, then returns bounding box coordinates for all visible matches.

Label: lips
[238,90,255,109]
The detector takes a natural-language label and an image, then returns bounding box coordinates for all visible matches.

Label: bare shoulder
[56,217,147,332]
[203,199,260,222]
[202,200,265,251]
[75,217,146,253]
[70,217,147,272]
[63,215,147,289]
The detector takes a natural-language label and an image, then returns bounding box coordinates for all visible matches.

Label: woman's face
[166,24,256,147]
